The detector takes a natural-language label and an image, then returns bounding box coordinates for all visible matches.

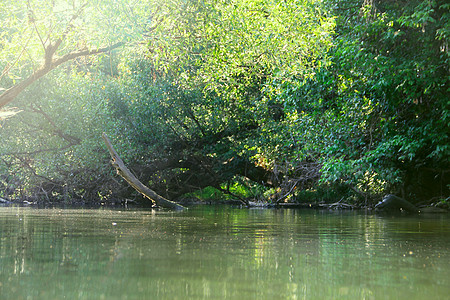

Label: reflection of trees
[0,207,449,299]
[0,208,129,298]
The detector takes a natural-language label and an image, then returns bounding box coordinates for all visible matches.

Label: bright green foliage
[0,0,153,92]
[0,0,448,204]
[272,0,449,201]
[148,0,334,93]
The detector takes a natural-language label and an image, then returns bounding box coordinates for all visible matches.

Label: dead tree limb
[102,133,186,210]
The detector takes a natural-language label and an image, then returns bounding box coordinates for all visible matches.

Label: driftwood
[102,133,186,210]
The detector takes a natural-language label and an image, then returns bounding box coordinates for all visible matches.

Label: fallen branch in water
[102,133,186,210]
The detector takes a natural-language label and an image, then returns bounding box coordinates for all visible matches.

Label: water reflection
[0,206,449,299]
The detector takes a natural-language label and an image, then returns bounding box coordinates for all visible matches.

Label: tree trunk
[102,133,186,210]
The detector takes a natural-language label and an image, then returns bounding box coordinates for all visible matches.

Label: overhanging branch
[0,42,123,109]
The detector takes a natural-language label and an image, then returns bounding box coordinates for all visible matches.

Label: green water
[0,206,449,300]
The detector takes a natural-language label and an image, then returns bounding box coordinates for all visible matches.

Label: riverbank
[2,194,449,214]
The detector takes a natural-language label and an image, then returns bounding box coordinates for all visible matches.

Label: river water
[0,206,449,299]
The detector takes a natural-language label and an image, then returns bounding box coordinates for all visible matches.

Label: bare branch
[27,0,47,51]
[102,133,186,210]
[30,104,82,145]
[52,42,124,67]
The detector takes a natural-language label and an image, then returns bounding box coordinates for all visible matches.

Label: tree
[3,0,445,206]
[103,0,334,202]
[147,0,334,88]
[0,0,159,203]
[0,0,156,110]
[283,0,449,202]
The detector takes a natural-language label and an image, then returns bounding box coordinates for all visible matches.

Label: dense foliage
[0,0,448,206]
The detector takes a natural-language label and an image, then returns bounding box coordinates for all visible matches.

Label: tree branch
[0,42,123,109]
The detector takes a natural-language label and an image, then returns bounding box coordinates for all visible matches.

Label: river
[0,206,449,299]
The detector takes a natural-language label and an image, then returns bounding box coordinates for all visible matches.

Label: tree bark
[102,133,186,210]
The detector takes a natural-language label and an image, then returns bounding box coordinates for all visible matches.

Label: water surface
[0,206,449,299]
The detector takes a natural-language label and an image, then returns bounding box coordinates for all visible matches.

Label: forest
[0,0,448,208]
